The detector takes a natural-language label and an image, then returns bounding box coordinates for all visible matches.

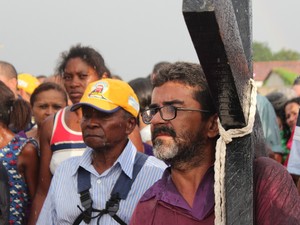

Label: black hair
[0,81,32,132]
[128,77,152,112]
[30,82,68,107]
[284,97,300,109]
[56,44,111,78]
[128,77,153,126]
[266,91,288,119]
[152,62,217,119]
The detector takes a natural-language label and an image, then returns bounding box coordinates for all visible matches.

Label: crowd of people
[0,44,300,224]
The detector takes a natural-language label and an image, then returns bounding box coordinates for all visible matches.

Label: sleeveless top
[50,108,86,174]
[0,135,37,224]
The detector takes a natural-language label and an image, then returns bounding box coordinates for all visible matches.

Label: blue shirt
[256,94,283,154]
[37,140,166,225]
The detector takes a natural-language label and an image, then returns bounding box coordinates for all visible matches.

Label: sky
[0,0,299,82]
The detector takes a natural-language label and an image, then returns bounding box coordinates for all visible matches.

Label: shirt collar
[72,140,137,178]
[141,166,215,220]
[114,140,136,179]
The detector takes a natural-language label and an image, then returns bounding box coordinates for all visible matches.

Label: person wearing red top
[29,44,144,225]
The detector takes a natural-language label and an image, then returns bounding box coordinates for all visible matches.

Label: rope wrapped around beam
[214,79,257,225]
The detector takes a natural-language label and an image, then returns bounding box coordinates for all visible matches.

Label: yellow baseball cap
[71,78,140,117]
[18,73,40,95]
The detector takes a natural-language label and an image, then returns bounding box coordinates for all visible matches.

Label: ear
[101,72,109,79]
[126,116,137,135]
[207,114,219,138]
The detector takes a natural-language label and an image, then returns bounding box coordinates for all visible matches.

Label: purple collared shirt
[131,157,300,225]
[139,166,215,220]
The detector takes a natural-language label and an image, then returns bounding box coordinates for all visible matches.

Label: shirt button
[97,179,101,184]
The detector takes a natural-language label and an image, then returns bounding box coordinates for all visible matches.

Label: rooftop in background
[254,61,300,82]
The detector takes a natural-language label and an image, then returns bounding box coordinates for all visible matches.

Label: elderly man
[130,62,300,225]
[37,78,166,225]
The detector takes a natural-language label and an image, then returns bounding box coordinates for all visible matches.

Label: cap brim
[70,102,121,114]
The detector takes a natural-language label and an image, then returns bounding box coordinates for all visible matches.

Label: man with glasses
[130,62,300,225]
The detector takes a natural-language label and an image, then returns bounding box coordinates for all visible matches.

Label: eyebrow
[149,100,184,108]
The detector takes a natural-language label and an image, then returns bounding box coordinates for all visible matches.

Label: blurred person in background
[129,77,153,155]
[0,81,39,224]
[256,93,284,163]
[287,109,300,194]
[292,76,300,97]
[266,91,290,164]
[284,97,300,185]
[0,60,19,98]
[36,75,47,83]
[26,82,68,146]
[0,161,9,225]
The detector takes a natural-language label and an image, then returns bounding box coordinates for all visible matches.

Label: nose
[45,107,55,116]
[83,116,100,128]
[70,75,81,88]
[287,115,296,127]
[150,110,165,125]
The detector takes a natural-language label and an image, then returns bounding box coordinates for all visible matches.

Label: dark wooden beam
[183,1,254,224]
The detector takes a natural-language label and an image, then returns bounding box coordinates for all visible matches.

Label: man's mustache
[152,126,176,139]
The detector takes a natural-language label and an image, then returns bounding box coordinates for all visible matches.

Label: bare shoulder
[64,106,82,131]
[21,141,38,156]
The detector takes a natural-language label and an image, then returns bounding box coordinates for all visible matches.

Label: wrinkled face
[32,89,67,126]
[81,106,135,151]
[150,82,210,166]
[285,102,300,129]
[63,57,100,104]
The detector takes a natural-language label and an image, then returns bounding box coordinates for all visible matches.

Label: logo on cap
[88,82,109,101]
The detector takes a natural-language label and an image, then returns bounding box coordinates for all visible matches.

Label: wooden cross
[183,0,259,224]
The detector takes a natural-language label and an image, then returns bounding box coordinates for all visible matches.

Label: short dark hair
[30,82,68,107]
[0,61,18,79]
[56,44,111,78]
[128,77,152,126]
[153,62,216,117]
[266,92,288,116]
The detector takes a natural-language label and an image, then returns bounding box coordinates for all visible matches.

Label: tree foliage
[253,42,273,61]
[253,41,300,61]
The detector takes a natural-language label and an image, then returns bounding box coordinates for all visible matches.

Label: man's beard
[152,126,206,169]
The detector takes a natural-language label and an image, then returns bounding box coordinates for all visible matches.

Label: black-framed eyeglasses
[141,105,211,124]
